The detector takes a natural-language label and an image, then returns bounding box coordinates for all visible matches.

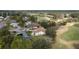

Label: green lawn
[62,25,79,41]
[74,23,79,27]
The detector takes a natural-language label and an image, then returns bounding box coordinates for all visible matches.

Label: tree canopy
[32,36,52,49]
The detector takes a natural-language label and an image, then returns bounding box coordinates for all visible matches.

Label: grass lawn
[53,42,69,49]
[74,23,79,27]
[62,25,79,41]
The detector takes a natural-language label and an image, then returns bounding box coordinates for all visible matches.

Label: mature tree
[0,27,14,48]
[68,13,79,22]
[70,13,79,18]
[48,21,56,27]
[58,21,67,26]
[46,27,56,42]
[39,21,56,28]
[29,15,37,22]
[10,15,25,27]
[39,21,49,28]
[11,36,32,49]
[32,36,52,49]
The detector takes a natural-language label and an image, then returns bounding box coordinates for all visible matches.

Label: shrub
[32,36,52,49]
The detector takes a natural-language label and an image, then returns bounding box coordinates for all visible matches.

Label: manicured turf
[62,26,79,41]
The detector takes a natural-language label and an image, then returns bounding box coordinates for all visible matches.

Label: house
[0,22,6,29]
[4,16,10,21]
[31,26,46,36]
[10,20,19,28]
[9,28,31,39]
[18,31,31,39]
[25,22,46,36]
[46,15,55,19]
[10,23,19,28]
[0,16,4,22]
[9,28,21,34]
[31,23,40,28]
[10,20,17,23]
[25,21,32,26]
[23,16,28,21]
[25,22,40,29]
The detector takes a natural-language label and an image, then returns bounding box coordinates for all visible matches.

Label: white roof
[9,28,21,33]
[0,16,4,19]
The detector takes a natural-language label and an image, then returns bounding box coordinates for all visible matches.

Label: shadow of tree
[73,43,79,49]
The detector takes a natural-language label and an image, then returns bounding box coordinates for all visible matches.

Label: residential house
[31,26,46,36]
[10,20,19,28]
[0,22,6,29]
[25,22,46,36]
[23,16,28,21]
[25,22,39,29]
[18,31,31,39]
[10,23,19,28]
[4,16,10,21]
[46,15,55,19]
[9,28,31,39]
[25,21,32,27]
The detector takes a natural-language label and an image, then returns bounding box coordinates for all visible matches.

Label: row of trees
[10,15,25,27]
[38,21,56,42]
[39,21,56,28]
[0,27,14,48]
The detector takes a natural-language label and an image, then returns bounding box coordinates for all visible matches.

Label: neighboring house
[25,22,46,36]
[31,26,46,36]
[30,22,40,28]
[9,28,31,39]
[0,22,6,29]
[25,22,40,29]
[9,28,21,34]
[46,15,55,19]
[10,20,17,23]
[4,16,10,21]
[10,20,19,28]
[23,16,28,21]
[18,31,31,39]
[0,16,4,22]
[25,21,32,26]
[10,23,19,28]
